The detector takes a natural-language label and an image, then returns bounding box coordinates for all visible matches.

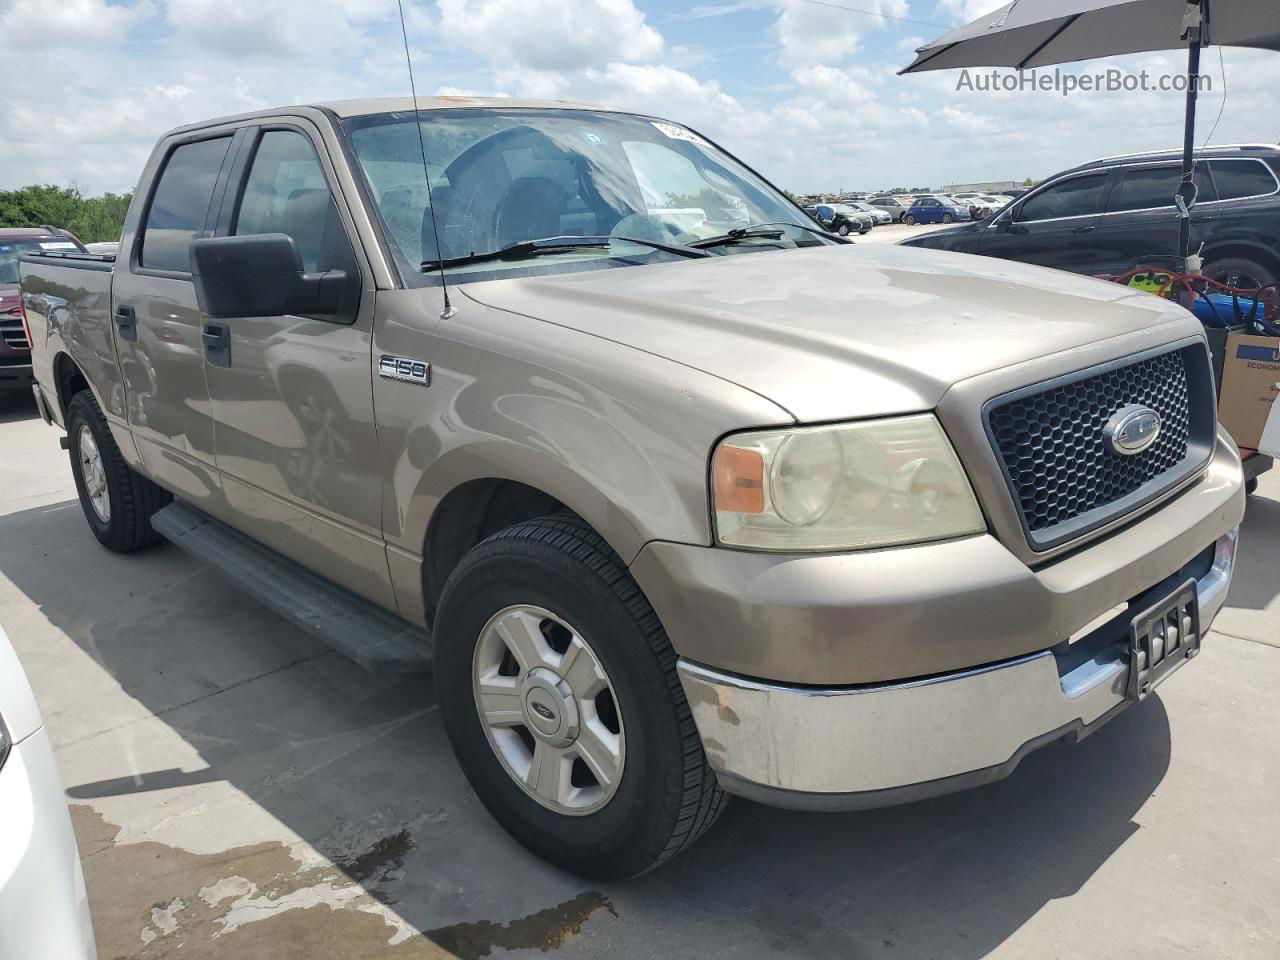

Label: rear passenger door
[113,130,241,508]
[1089,162,1217,275]
[201,122,394,608]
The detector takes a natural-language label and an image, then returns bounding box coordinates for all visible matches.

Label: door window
[1109,164,1216,212]
[140,136,232,272]
[234,129,355,275]
[1209,159,1279,201]
[1017,173,1109,222]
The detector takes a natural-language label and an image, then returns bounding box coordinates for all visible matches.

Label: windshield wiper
[689,221,850,250]
[421,234,707,272]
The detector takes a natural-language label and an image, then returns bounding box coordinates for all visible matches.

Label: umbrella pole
[1178,42,1202,263]
[1178,0,1208,266]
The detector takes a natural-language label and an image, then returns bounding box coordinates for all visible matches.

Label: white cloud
[0,0,151,48]
[773,0,909,67]
[165,0,394,57]
[436,0,663,71]
[934,0,1006,25]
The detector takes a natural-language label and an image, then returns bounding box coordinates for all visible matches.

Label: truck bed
[19,250,118,425]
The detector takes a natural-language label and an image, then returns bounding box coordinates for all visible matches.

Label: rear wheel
[837,224,850,236]
[434,515,727,878]
[1205,256,1276,292]
[66,391,170,552]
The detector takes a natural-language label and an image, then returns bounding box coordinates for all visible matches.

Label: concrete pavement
[1,387,1277,959]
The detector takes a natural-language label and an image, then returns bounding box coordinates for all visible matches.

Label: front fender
[372,288,791,584]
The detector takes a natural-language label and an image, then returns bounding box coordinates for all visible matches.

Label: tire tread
[67,390,171,552]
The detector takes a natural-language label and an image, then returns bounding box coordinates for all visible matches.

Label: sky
[3,0,1278,197]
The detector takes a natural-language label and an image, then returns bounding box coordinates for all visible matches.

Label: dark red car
[0,227,85,393]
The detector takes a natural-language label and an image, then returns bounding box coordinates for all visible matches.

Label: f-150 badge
[379,355,431,386]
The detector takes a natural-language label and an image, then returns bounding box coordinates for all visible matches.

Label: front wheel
[837,224,850,236]
[434,516,727,879]
[66,391,170,552]
[903,215,917,226]
[943,213,955,224]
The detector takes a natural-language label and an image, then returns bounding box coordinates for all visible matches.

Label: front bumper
[0,727,97,959]
[677,528,1237,810]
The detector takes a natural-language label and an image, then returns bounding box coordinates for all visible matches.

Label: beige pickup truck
[20,97,1244,878]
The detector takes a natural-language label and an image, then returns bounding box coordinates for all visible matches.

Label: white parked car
[0,627,96,958]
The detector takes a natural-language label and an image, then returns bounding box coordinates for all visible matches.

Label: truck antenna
[396,0,455,320]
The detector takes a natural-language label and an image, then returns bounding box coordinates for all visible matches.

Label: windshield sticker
[580,131,607,146]
[39,241,77,250]
[651,121,708,146]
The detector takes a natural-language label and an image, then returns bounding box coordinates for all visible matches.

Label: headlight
[712,415,985,552]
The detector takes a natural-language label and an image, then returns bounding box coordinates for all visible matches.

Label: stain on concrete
[71,804,450,958]
[70,804,614,959]
[427,892,617,960]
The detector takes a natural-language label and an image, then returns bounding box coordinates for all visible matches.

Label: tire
[1204,256,1276,292]
[1246,477,1259,496]
[943,213,955,224]
[66,390,171,552]
[903,215,917,226]
[434,515,727,879]
[837,224,850,236]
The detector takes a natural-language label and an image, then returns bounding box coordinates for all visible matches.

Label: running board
[151,501,432,674]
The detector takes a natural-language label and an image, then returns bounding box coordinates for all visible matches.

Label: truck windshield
[0,237,80,284]
[342,108,828,284]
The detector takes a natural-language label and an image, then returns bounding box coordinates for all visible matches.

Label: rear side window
[234,130,356,276]
[1018,173,1108,222]
[1209,159,1279,201]
[1109,164,1216,212]
[140,137,232,273]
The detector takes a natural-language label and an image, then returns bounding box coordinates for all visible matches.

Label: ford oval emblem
[1105,404,1162,456]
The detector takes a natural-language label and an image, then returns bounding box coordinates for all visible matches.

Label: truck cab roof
[164,96,618,138]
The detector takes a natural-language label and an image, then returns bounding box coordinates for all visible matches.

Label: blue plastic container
[1191,293,1263,327]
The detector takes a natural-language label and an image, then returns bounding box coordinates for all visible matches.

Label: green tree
[0,184,132,243]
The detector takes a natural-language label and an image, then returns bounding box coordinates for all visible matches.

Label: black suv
[901,144,1280,289]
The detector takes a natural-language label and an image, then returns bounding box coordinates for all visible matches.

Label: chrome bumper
[678,529,1238,811]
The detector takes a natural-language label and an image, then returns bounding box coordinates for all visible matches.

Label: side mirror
[191,234,349,319]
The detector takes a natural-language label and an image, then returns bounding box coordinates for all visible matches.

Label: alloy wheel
[473,604,625,815]
[78,425,110,523]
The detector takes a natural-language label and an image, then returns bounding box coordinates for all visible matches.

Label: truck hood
[462,244,1196,422]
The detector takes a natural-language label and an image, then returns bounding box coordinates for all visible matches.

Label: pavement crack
[1211,629,1280,650]
[58,649,336,749]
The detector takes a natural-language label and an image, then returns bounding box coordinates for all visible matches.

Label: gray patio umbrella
[902,0,1280,265]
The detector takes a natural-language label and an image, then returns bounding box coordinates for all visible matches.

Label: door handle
[202,322,231,368]
[1071,225,1096,235]
[114,304,137,342]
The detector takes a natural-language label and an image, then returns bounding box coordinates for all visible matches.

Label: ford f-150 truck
[20,97,1244,879]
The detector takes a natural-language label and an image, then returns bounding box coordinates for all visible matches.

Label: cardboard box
[1218,333,1280,449]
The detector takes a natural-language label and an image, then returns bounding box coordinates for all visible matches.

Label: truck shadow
[0,390,37,424]
[0,499,1170,960]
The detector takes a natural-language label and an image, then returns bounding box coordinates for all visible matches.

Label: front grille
[986,345,1215,550]
[0,315,28,351]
